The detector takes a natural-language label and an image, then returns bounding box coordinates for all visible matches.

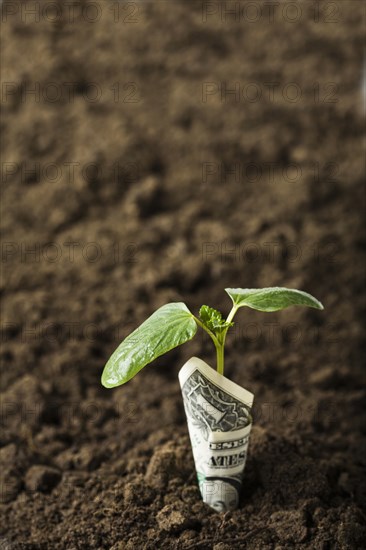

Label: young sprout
[102,287,323,388]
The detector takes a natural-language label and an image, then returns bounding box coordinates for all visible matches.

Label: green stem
[193,305,239,377]
[216,305,239,377]
[216,342,224,376]
[226,305,238,324]
[192,315,220,348]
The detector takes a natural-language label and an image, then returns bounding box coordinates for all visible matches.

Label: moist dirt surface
[1,1,365,549]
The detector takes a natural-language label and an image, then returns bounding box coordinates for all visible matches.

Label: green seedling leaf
[225,287,324,312]
[102,303,197,388]
[199,305,234,334]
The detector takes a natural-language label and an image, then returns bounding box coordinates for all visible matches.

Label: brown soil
[1,1,365,548]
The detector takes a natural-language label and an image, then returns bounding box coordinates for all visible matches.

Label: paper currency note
[179,357,254,512]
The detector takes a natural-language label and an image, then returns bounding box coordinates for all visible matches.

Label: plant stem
[193,305,239,377]
[216,305,239,377]
[192,315,220,347]
[216,342,225,376]
[226,305,238,324]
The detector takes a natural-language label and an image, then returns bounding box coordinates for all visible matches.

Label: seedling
[102,287,323,387]
[102,287,324,512]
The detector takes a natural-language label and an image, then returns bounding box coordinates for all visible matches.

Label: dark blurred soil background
[1,0,365,548]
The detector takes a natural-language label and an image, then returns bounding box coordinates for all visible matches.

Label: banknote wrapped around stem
[179,357,254,512]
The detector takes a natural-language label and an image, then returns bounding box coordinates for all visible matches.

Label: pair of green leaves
[102,287,323,388]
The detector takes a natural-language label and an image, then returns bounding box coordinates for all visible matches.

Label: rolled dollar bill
[179,357,254,513]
